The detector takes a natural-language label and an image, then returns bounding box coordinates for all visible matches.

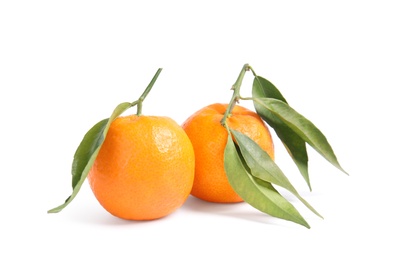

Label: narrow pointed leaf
[224,135,310,228]
[253,77,311,189]
[231,129,322,218]
[255,97,348,175]
[70,118,108,189]
[48,102,132,213]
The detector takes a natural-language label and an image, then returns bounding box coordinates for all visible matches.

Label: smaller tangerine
[182,103,274,203]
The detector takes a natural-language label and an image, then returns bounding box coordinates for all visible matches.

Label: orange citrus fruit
[182,103,274,203]
[88,115,195,220]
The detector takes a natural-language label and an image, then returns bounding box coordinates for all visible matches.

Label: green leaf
[48,102,132,213]
[253,76,287,103]
[231,129,322,218]
[224,134,310,228]
[254,97,348,175]
[71,118,108,189]
[253,77,311,189]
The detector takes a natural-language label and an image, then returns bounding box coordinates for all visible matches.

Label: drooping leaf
[253,77,311,189]
[224,134,310,228]
[231,129,322,218]
[48,102,132,213]
[71,118,108,189]
[254,97,348,175]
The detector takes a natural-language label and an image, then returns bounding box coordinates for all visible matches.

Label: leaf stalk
[136,68,163,115]
[220,64,251,125]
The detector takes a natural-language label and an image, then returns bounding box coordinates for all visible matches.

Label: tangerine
[182,103,274,203]
[88,115,195,220]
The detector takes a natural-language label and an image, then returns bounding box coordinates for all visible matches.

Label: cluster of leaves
[223,65,347,228]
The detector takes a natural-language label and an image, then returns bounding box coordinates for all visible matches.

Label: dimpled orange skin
[182,103,274,203]
[88,115,195,220]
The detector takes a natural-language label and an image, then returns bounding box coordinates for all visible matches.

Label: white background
[1,0,392,259]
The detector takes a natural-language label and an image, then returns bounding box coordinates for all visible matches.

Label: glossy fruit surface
[88,115,195,220]
[182,103,274,203]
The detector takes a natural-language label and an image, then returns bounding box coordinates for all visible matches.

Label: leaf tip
[297,218,311,229]
[335,163,349,176]
[47,207,60,214]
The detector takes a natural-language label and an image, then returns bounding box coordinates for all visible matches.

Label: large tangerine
[88,115,195,220]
